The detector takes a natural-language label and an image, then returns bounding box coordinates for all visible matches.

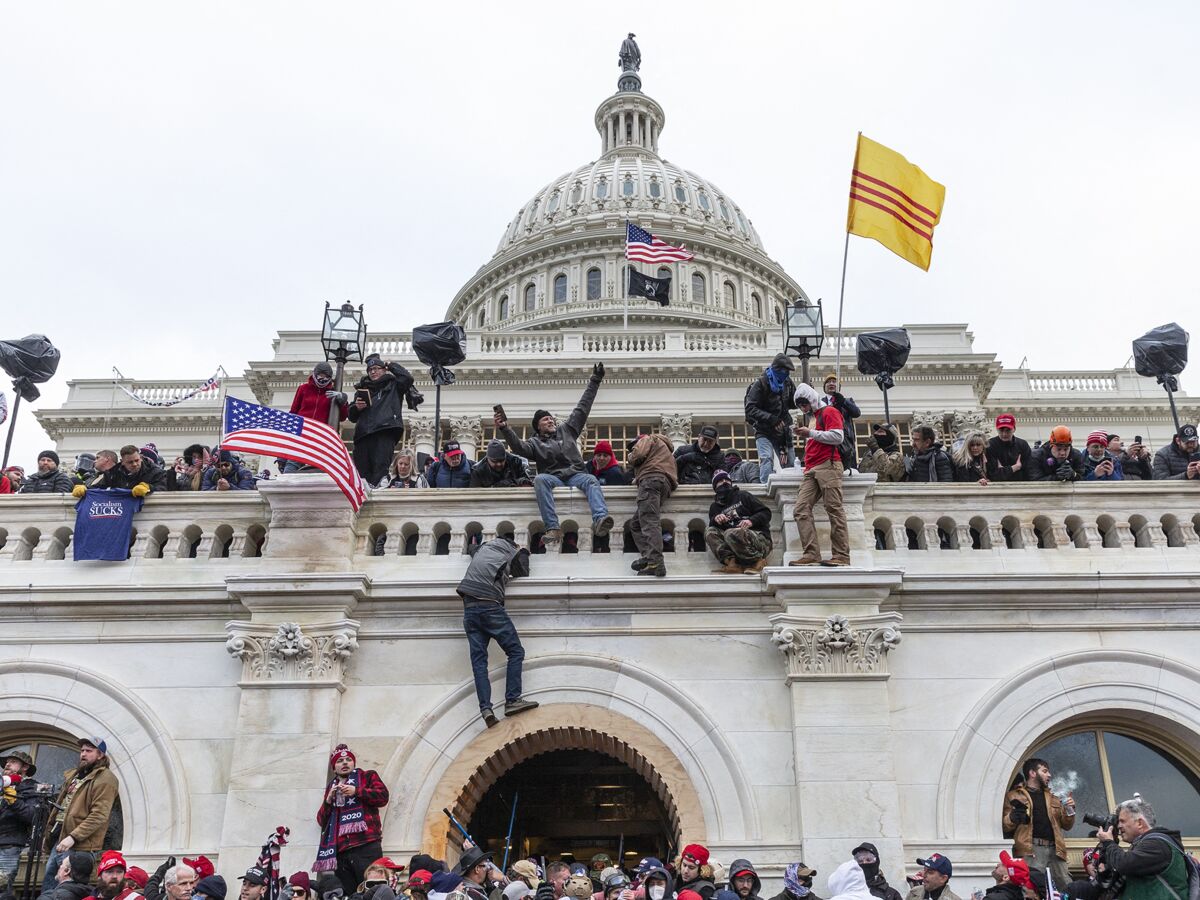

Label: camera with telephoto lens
[1083,810,1118,832]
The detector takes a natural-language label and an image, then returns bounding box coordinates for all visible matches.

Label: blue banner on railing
[73,489,143,561]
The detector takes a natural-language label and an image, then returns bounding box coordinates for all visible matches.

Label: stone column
[766,569,905,883]
[408,414,437,459]
[450,415,483,459]
[660,413,692,449]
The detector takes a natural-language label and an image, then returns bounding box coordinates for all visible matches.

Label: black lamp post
[321,302,367,430]
[784,298,825,386]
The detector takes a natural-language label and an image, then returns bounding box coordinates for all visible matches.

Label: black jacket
[985,436,1032,481]
[348,363,420,439]
[674,441,725,485]
[866,874,902,900]
[980,885,1022,900]
[1117,450,1153,480]
[708,487,772,538]
[682,877,718,900]
[726,860,760,900]
[1101,827,1185,878]
[591,462,630,485]
[825,392,861,468]
[744,373,797,442]
[954,457,988,482]
[19,468,76,493]
[0,776,40,847]
[905,444,954,482]
[469,455,532,488]
[90,461,169,493]
[769,891,822,900]
[1029,446,1087,481]
[43,883,94,900]
[1152,442,1193,480]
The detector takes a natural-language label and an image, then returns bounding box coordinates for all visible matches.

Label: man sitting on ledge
[493,363,614,549]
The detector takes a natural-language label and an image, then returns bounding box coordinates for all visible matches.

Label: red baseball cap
[408,870,434,886]
[372,858,406,871]
[996,414,1016,431]
[126,867,149,889]
[999,851,1032,889]
[97,851,128,875]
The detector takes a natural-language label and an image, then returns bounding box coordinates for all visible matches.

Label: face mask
[649,888,665,900]
[874,431,894,450]
[715,485,733,499]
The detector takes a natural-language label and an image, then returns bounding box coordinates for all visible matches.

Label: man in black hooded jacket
[344,355,423,487]
[674,426,725,485]
[744,354,798,483]
[853,843,902,900]
[727,860,762,900]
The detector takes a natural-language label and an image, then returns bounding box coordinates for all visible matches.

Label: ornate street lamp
[784,298,824,386]
[321,301,367,430]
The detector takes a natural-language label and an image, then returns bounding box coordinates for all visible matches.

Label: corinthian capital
[770,612,901,682]
[225,619,360,687]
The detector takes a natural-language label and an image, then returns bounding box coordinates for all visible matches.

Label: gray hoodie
[727,860,762,900]
[455,537,530,604]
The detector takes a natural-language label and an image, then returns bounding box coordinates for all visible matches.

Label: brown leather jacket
[1002,783,1075,861]
[44,756,119,853]
[628,434,678,489]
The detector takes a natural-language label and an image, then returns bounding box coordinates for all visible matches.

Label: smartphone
[1134,435,1142,444]
[493,403,507,419]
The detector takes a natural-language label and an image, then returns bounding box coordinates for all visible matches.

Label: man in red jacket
[284,363,349,472]
[315,744,390,894]
[789,383,850,567]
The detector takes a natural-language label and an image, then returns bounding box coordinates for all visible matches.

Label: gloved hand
[592,361,605,381]
[155,856,177,879]
[131,482,151,499]
[325,390,348,405]
[406,388,425,411]
[72,484,86,499]
[1009,798,1029,825]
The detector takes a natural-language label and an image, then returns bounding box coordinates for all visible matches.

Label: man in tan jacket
[1001,757,1075,889]
[41,737,119,892]
[626,433,678,578]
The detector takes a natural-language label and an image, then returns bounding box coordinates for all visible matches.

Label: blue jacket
[427,458,473,488]
[1083,450,1124,480]
[201,463,257,491]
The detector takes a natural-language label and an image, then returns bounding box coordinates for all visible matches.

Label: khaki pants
[1024,844,1070,890]
[794,459,850,561]
[631,474,673,564]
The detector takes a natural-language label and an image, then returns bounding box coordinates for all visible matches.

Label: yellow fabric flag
[847,134,946,271]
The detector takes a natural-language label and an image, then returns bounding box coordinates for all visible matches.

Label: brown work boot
[788,555,823,566]
[822,557,852,567]
[744,558,770,574]
[711,558,744,574]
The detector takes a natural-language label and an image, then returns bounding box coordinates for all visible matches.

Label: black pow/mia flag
[627,269,671,306]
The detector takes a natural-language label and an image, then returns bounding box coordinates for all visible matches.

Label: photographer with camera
[41,737,119,894]
[1002,758,1075,888]
[1095,797,1192,900]
[346,354,424,489]
[0,750,39,886]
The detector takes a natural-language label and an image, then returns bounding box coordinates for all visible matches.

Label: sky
[2,2,1197,466]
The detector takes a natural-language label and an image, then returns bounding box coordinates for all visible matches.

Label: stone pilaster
[660,413,692,448]
[407,414,437,458]
[764,569,905,882]
[450,415,483,459]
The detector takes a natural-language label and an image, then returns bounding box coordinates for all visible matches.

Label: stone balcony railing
[2,475,1200,574]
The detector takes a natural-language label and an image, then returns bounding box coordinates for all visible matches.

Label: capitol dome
[446,54,809,333]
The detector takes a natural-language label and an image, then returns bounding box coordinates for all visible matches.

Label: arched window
[1027,727,1200,837]
[623,175,635,197]
[736,209,748,234]
[697,191,711,213]
[752,292,763,318]
[499,295,509,320]
[674,181,687,204]
[527,198,540,224]
[553,273,567,304]
[569,182,583,205]
[649,178,662,199]
[691,272,706,303]
[773,304,782,324]
[723,281,736,308]
[524,283,536,311]
[596,178,609,199]
[719,199,732,222]
[477,306,488,328]
[547,191,560,214]
[657,266,671,281]
[587,268,602,301]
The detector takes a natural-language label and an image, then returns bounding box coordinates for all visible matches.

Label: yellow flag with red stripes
[847,135,946,271]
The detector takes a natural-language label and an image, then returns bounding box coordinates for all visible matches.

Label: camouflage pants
[705,526,772,563]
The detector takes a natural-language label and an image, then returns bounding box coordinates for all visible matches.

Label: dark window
[674,181,687,203]
[691,272,706,303]
[752,293,762,318]
[623,176,635,197]
[649,179,661,198]
[499,295,509,320]
[587,268,602,300]
[596,178,609,199]
[524,284,536,311]
[554,274,567,304]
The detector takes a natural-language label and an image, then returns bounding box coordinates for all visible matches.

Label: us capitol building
[4,39,1199,894]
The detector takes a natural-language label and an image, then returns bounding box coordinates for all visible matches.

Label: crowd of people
[3,742,1194,900]
[4,352,1198,570]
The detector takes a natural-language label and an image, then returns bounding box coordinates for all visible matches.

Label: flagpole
[623,220,629,331]
[834,131,862,383]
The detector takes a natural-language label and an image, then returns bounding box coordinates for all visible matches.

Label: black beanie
[532,409,552,430]
[38,449,60,465]
[68,851,94,883]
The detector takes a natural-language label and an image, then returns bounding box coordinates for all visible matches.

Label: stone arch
[381,653,758,858]
[936,648,1200,840]
[0,659,190,851]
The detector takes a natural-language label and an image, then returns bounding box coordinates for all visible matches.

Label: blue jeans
[533,472,607,530]
[0,846,22,888]
[463,604,525,711]
[756,434,795,483]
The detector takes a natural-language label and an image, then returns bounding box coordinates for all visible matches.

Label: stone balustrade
[2,475,1199,569]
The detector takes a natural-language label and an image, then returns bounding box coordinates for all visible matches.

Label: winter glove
[325,390,348,405]
[1009,798,1029,825]
[131,482,151,499]
[72,484,87,499]
[592,361,605,381]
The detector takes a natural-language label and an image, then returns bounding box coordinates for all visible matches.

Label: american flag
[222,397,366,510]
[625,222,694,263]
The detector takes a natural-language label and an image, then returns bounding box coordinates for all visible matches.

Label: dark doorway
[465,749,676,868]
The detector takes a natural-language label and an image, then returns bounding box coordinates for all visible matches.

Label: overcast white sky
[2,2,1197,465]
